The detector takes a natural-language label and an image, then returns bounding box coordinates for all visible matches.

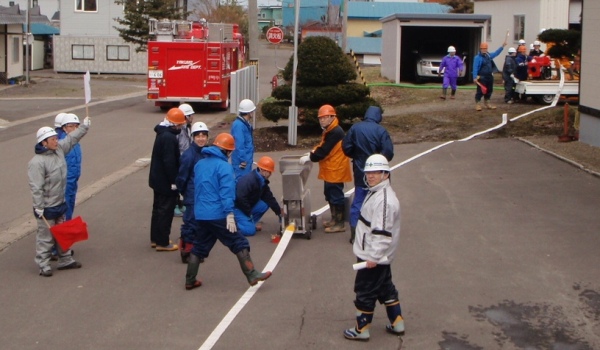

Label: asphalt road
[0,42,599,350]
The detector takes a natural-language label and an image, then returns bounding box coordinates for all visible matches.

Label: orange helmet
[256,156,275,173]
[517,45,527,54]
[213,133,235,151]
[318,104,336,118]
[166,108,186,124]
[479,42,488,49]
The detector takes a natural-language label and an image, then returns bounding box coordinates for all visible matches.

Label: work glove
[170,184,177,191]
[239,162,247,169]
[226,213,237,233]
[299,153,310,165]
[34,208,44,218]
[83,117,91,127]
[511,75,520,83]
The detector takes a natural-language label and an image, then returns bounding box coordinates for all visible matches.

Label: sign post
[266,27,284,45]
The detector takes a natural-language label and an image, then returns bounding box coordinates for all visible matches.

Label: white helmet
[36,126,58,143]
[508,47,517,53]
[191,121,209,134]
[54,113,67,128]
[179,103,195,117]
[447,46,456,53]
[61,113,80,126]
[533,40,541,46]
[364,154,390,172]
[518,39,526,45]
[238,99,256,113]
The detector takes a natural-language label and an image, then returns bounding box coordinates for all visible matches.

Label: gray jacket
[28,125,88,210]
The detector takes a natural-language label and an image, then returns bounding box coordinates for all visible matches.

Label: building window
[72,45,95,60]
[12,37,20,63]
[107,45,130,61]
[75,0,97,12]
[486,18,492,41]
[513,15,525,42]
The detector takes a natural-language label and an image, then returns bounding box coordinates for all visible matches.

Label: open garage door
[400,26,481,83]
[380,14,490,85]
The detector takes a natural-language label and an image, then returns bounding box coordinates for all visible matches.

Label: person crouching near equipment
[299,104,352,233]
[28,117,91,277]
[185,133,272,290]
[175,122,210,263]
[344,154,404,341]
[233,156,281,237]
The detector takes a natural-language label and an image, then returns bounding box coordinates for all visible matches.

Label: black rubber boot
[236,249,272,286]
[385,301,405,335]
[343,310,374,341]
[185,254,202,290]
[440,88,447,100]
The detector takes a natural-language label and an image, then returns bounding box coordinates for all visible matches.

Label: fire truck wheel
[218,97,230,111]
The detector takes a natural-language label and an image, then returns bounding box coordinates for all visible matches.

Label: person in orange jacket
[299,105,352,233]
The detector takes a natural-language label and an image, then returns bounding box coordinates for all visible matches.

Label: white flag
[84,71,91,104]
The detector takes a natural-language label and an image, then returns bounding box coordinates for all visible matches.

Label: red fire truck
[146,18,245,110]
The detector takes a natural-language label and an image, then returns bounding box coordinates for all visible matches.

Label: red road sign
[266,27,284,45]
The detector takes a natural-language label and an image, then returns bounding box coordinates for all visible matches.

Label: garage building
[380,13,492,84]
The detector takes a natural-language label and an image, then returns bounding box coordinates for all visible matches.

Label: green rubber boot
[185,254,202,290]
[236,249,272,286]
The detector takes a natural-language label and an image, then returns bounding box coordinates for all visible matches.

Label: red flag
[476,80,488,95]
[50,216,89,251]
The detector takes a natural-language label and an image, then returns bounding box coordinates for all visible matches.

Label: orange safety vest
[315,118,352,183]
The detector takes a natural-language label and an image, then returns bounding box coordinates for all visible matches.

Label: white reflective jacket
[353,178,401,264]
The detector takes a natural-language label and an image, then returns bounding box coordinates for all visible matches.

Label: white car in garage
[414,52,467,84]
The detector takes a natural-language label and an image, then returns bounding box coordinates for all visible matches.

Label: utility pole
[341,0,347,53]
[248,0,259,61]
[25,0,31,86]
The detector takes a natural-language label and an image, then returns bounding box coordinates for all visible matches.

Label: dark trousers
[475,74,494,101]
[180,203,197,244]
[191,218,250,258]
[504,78,516,102]
[150,191,177,246]
[353,261,399,312]
[324,181,345,206]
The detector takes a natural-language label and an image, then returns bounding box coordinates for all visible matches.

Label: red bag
[49,216,89,251]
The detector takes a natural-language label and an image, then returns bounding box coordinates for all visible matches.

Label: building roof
[25,23,59,35]
[381,13,491,23]
[0,4,50,25]
[348,2,450,19]
[346,37,382,55]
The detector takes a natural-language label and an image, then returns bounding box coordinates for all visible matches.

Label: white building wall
[380,19,400,83]
[60,0,123,36]
[474,0,569,51]
[578,0,600,147]
[1,24,24,80]
[53,35,146,74]
[55,0,145,74]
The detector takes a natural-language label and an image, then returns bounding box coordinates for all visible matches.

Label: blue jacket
[235,169,281,217]
[515,53,530,81]
[149,124,181,195]
[472,46,504,78]
[58,129,82,193]
[193,146,236,220]
[176,142,206,205]
[342,106,394,187]
[230,116,254,169]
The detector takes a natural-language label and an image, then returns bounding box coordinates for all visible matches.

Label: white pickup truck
[514,79,579,104]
